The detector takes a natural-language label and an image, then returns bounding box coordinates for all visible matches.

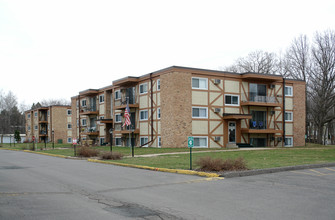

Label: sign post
[188,137,194,170]
[32,136,35,151]
[73,138,77,157]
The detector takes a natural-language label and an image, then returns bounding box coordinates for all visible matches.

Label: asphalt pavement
[1,150,335,220]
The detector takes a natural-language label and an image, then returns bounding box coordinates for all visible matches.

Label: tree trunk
[317,125,324,145]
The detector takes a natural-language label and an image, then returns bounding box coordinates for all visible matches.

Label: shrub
[78,146,99,157]
[100,151,123,160]
[196,156,248,172]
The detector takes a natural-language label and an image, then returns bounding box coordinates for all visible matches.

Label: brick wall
[293,82,306,146]
[160,71,192,148]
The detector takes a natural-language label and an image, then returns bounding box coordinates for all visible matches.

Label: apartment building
[71,66,305,148]
[25,105,72,144]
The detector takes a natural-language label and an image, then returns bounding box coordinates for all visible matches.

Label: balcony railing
[39,130,48,135]
[121,124,136,131]
[242,94,282,106]
[81,106,97,112]
[249,120,267,129]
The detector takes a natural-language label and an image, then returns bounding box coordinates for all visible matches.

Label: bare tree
[40,98,70,106]
[225,50,279,74]
[308,30,335,144]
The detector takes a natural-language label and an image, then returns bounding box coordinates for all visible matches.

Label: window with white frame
[115,114,121,123]
[34,112,37,117]
[115,137,122,146]
[192,77,208,90]
[140,110,148,120]
[140,137,149,147]
[34,125,38,130]
[27,114,31,119]
[158,136,161,148]
[285,112,293,121]
[67,137,72,143]
[225,94,239,106]
[28,126,31,131]
[67,124,72,129]
[82,99,87,107]
[115,90,121,100]
[192,107,208,118]
[99,94,104,103]
[157,108,161,119]
[82,119,87,126]
[67,109,72,115]
[285,137,293,147]
[194,137,208,148]
[157,79,160,91]
[140,83,148,94]
[100,116,104,120]
[285,86,293,96]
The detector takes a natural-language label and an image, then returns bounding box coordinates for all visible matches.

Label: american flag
[123,102,131,127]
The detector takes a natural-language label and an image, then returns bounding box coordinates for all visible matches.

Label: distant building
[71,66,305,148]
[25,105,72,144]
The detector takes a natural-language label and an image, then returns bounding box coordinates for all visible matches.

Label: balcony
[120,124,139,134]
[114,97,139,110]
[241,120,282,134]
[39,130,48,136]
[81,127,99,136]
[241,95,282,107]
[80,107,99,115]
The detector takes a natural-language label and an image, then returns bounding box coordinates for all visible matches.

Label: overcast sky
[1,0,334,108]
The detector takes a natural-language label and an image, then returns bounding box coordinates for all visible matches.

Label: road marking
[309,169,327,175]
[290,170,323,176]
[324,167,335,172]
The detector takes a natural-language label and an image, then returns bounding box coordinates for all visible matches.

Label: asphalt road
[1,150,335,220]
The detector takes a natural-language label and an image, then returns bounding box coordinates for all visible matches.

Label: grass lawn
[1,143,335,170]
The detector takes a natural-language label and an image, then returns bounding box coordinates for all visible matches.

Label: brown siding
[160,71,192,148]
[293,83,306,146]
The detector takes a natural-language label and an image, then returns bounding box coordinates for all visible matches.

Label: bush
[78,146,99,157]
[196,156,248,172]
[100,151,123,160]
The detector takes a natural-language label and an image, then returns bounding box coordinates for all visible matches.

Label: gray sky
[1,0,335,107]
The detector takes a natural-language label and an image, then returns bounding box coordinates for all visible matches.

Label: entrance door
[228,121,236,143]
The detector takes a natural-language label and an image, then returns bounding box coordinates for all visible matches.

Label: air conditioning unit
[214,108,221,113]
[214,79,221,85]
[269,84,275,89]
[214,136,221,142]
[270,110,275,115]
[277,137,282,142]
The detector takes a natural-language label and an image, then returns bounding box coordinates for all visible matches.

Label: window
[28,126,31,131]
[100,116,104,120]
[250,83,267,101]
[34,112,37,117]
[225,95,239,106]
[67,138,72,143]
[34,125,38,130]
[82,100,87,107]
[115,90,121,100]
[158,136,161,148]
[140,137,149,147]
[67,124,72,129]
[193,137,208,148]
[192,107,208,118]
[285,137,293,147]
[157,79,160,91]
[67,109,72,115]
[192,77,208,90]
[140,83,148,94]
[285,112,293,121]
[140,110,148,120]
[100,137,105,145]
[82,119,87,126]
[285,86,293,96]
[113,137,121,146]
[157,108,161,119]
[27,114,31,119]
[99,94,104,103]
[115,114,121,123]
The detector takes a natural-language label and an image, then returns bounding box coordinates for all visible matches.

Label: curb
[87,159,220,178]
[1,148,69,159]
[220,162,335,178]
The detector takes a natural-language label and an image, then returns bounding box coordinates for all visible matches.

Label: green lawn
[1,143,335,170]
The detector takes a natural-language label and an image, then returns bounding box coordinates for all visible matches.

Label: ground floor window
[193,136,208,148]
[140,137,148,147]
[158,136,161,148]
[285,137,293,147]
[115,137,122,146]
[250,138,266,147]
[67,137,72,143]
[100,137,105,145]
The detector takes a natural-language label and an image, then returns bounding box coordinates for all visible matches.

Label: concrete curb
[87,159,220,178]
[220,162,335,178]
